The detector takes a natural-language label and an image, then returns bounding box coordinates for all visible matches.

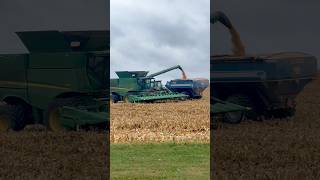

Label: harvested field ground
[110,89,210,144]
[213,74,320,179]
[0,127,109,180]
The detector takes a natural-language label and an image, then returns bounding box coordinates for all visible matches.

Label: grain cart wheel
[223,94,254,123]
[0,104,27,132]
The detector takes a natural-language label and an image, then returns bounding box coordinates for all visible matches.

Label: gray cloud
[111,0,210,82]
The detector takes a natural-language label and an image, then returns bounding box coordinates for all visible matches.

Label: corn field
[111,89,210,144]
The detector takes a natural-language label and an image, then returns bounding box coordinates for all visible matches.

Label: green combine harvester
[0,30,109,132]
[111,65,188,103]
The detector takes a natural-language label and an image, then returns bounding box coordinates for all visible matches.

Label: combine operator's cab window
[143,79,151,89]
[87,55,109,89]
[143,78,159,90]
[155,81,162,90]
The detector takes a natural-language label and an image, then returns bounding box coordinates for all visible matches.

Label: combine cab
[0,30,109,132]
[110,65,188,103]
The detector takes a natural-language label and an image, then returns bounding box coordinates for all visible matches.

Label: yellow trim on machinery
[0,81,71,91]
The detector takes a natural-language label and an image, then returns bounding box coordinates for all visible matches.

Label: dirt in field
[212,75,320,179]
[110,89,210,144]
[0,127,109,180]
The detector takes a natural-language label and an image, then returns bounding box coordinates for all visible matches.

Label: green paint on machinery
[110,65,188,103]
[211,97,250,129]
[0,30,109,132]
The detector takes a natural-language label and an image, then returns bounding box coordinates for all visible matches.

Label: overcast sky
[212,0,320,64]
[0,0,109,54]
[110,0,210,82]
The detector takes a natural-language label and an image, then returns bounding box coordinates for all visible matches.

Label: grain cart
[0,30,109,132]
[165,78,209,99]
[211,11,318,123]
[110,65,188,103]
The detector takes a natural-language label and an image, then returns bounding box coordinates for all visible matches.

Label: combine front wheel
[0,107,10,132]
[47,107,65,132]
[46,99,70,132]
[0,104,27,132]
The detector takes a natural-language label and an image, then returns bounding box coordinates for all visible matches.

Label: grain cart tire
[46,97,97,131]
[0,104,27,132]
[223,94,255,123]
